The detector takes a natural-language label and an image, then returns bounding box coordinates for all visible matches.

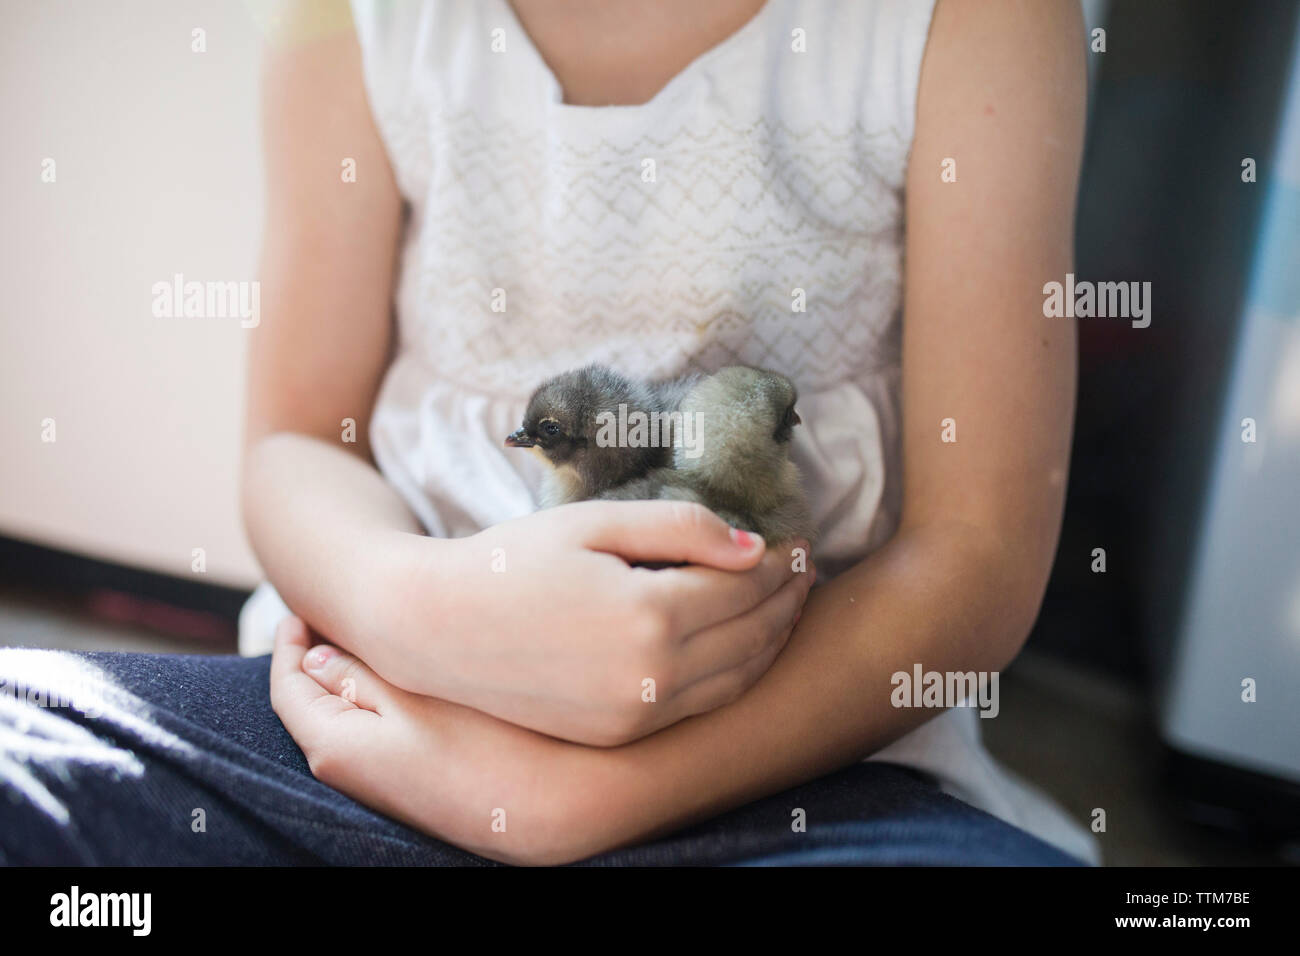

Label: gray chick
[599,366,813,544]
[505,363,691,507]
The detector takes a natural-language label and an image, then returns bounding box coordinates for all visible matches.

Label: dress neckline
[494,0,774,115]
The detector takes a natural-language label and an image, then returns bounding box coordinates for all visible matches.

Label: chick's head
[674,366,802,507]
[505,364,666,499]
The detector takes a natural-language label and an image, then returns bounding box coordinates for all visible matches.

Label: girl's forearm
[598,520,1038,846]
[240,431,435,659]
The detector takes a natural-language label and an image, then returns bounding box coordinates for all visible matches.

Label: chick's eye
[541,420,561,436]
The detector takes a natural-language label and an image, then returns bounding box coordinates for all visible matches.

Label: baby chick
[599,366,813,544]
[505,364,685,507]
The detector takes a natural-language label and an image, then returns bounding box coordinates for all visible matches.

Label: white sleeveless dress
[242,0,1098,863]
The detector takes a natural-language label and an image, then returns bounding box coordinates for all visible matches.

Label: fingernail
[730,527,757,549]
[304,646,335,671]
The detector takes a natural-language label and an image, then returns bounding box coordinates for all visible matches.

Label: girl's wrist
[362,529,472,694]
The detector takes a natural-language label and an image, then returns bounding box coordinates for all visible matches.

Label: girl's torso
[354,0,936,574]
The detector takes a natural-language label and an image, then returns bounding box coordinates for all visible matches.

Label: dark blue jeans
[0,649,1079,865]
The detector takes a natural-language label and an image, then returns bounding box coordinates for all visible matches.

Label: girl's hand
[270,617,636,865]
[369,500,814,746]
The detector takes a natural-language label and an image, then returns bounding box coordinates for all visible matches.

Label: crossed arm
[247,0,1085,864]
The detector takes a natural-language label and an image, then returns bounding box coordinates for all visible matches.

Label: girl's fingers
[672,623,792,721]
[672,624,791,722]
[269,616,360,752]
[671,569,812,705]
[576,499,768,571]
[299,642,397,715]
[649,541,811,642]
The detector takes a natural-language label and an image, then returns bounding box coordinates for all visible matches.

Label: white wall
[1,0,269,587]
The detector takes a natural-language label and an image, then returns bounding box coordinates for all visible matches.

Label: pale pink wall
[0,1,270,588]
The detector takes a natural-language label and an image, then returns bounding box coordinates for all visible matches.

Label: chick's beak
[791,410,802,426]
[505,428,534,448]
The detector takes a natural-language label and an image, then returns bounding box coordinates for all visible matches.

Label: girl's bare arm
[242,5,423,655]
